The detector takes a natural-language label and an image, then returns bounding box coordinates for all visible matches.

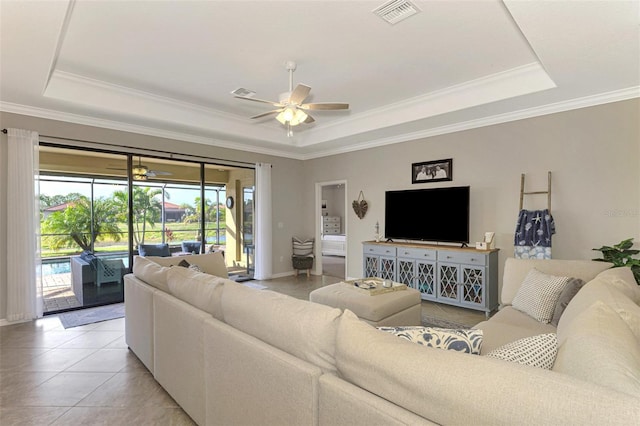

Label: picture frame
[412,158,453,184]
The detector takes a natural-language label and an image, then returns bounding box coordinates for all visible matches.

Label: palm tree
[113,186,165,247]
[41,196,122,252]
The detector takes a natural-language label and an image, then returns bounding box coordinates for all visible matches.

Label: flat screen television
[384,186,470,244]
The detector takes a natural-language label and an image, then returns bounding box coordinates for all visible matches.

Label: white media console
[363,241,499,317]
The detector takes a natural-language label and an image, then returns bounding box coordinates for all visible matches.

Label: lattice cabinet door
[364,255,379,278]
[461,265,485,307]
[396,259,415,288]
[379,256,396,281]
[437,263,459,302]
[416,261,436,300]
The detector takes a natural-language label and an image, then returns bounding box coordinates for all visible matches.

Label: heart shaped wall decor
[352,191,368,219]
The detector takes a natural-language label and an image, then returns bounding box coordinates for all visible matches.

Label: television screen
[384,186,470,244]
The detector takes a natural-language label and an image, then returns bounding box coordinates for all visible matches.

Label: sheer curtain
[6,128,42,321]
[254,163,272,280]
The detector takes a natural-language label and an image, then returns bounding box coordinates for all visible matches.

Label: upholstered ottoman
[309,282,422,327]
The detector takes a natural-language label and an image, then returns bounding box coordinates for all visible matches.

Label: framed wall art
[412,158,453,184]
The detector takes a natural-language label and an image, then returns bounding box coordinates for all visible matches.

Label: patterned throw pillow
[486,333,557,369]
[377,326,483,355]
[177,259,202,273]
[512,268,570,323]
[188,264,203,273]
[292,237,314,256]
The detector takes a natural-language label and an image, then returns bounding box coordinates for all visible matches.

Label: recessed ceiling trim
[295,62,557,147]
[4,85,636,162]
[43,70,289,145]
[0,101,306,160]
[299,85,640,160]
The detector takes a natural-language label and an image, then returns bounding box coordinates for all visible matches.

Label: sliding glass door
[39,145,254,314]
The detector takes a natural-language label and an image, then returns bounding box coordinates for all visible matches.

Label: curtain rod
[2,128,255,168]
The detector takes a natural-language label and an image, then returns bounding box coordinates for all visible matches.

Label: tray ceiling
[1,1,638,159]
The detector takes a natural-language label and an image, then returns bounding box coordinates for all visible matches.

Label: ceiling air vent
[231,88,255,97]
[373,0,420,24]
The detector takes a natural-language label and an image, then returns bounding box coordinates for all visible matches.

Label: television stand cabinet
[362,241,499,318]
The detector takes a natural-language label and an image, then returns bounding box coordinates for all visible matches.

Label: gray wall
[303,99,640,282]
[1,99,639,320]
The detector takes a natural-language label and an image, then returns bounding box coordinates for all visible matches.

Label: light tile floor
[3,273,486,425]
[0,316,195,425]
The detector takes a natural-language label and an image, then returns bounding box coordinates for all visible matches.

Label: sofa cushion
[222,282,342,374]
[501,258,611,306]
[132,255,171,293]
[558,267,640,342]
[550,277,586,326]
[138,243,170,257]
[147,251,228,278]
[166,266,226,320]
[553,300,640,397]
[512,268,570,323]
[335,309,640,425]
[485,333,557,369]
[473,306,556,354]
[377,326,483,355]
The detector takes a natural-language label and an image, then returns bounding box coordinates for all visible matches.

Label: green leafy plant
[592,238,640,285]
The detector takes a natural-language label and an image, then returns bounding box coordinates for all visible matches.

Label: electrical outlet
[279,256,283,262]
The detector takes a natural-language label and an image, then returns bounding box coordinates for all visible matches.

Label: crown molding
[298,86,640,160]
[0,101,305,160]
[296,62,557,147]
[43,70,291,145]
[3,85,638,162]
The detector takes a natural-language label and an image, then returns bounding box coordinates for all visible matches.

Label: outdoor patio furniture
[181,241,202,254]
[71,255,125,305]
[138,243,171,257]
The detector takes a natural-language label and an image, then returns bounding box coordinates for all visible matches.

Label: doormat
[229,274,254,283]
[58,303,125,329]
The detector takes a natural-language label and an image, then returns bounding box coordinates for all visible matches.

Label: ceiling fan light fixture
[276,107,308,126]
[132,165,148,176]
[133,173,148,181]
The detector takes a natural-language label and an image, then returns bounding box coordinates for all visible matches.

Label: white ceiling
[1,0,638,159]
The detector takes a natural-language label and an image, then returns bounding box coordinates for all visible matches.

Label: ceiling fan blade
[235,96,283,107]
[300,102,349,110]
[106,167,127,171]
[304,113,315,124]
[250,109,283,119]
[289,84,311,105]
[148,170,172,176]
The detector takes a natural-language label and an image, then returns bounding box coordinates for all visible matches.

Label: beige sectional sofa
[125,253,640,425]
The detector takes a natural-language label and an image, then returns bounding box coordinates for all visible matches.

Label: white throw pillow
[512,268,570,323]
[486,333,557,369]
[378,326,483,355]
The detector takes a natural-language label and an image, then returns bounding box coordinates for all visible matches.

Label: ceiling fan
[107,157,172,180]
[233,61,349,136]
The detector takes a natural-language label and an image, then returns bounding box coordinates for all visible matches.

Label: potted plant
[592,238,640,284]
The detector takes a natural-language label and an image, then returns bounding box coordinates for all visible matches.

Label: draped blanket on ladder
[514,209,555,259]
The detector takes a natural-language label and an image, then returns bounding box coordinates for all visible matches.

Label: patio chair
[181,241,202,254]
[96,258,125,287]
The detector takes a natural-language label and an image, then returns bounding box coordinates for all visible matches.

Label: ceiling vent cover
[373,0,420,24]
[231,88,256,98]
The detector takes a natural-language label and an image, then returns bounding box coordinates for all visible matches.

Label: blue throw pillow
[138,243,170,257]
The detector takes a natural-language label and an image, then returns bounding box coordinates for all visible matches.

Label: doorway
[314,180,347,279]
